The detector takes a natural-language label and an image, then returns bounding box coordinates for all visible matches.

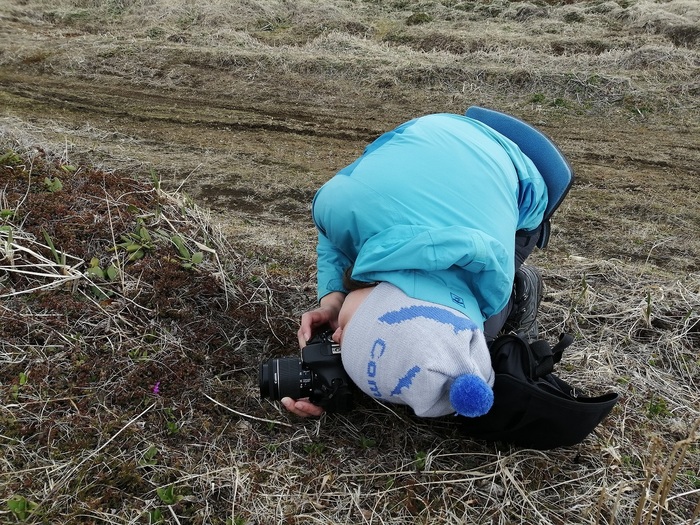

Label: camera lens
[259,358,313,401]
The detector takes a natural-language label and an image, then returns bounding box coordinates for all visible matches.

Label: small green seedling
[166,420,179,435]
[685,470,700,489]
[86,257,119,280]
[85,257,119,301]
[530,93,546,104]
[115,220,154,261]
[149,168,161,191]
[7,495,38,521]
[647,395,670,418]
[128,347,149,360]
[303,442,325,456]
[140,445,159,466]
[149,508,164,523]
[414,451,428,471]
[42,229,66,266]
[43,176,63,193]
[171,235,204,269]
[86,257,120,298]
[156,485,182,506]
[164,408,179,435]
[11,372,28,400]
[359,436,377,449]
[0,150,23,166]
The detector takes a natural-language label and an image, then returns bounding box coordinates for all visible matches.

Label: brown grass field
[1,0,699,523]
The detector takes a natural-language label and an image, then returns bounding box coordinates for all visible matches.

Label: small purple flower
[152,381,161,395]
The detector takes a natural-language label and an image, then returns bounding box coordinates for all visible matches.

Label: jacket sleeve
[516,168,548,231]
[492,131,548,231]
[316,230,352,301]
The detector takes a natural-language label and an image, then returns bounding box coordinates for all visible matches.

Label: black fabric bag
[459,333,619,449]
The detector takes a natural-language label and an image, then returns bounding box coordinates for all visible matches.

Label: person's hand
[281,397,326,418]
[290,292,346,417]
[297,291,346,348]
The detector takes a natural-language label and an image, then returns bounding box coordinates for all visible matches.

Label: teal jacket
[312,113,548,328]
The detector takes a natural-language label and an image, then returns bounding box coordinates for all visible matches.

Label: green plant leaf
[156,485,181,505]
[7,495,38,520]
[41,229,63,265]
[43,176,63,193]
[90,285,111,300]
[128,249,145,261]
[86,265,105,279]
[150,168,161,191]
[171,235,190,258]
[0,150,22,165]
[138,226,152,242]
[106,264,119,281]
[140,445,158,466]
[149,508,164,523]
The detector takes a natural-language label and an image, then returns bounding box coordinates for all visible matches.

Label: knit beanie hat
[341,282,495,418]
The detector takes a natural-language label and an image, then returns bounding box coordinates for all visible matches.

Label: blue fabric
[312,113,548,327]
[378,305,478,334]
[465,106,573,220]
[450,373,494,417]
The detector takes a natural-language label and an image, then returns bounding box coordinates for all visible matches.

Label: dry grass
[1,127,698,525]
[2,0,698,112]
[1,0,699,523]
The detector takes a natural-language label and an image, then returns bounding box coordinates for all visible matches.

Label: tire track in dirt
[2,69,698,272]
[0,71,381,143]
[0,70,380,224]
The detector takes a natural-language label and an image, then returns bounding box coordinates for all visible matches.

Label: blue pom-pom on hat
[450,374,494,417]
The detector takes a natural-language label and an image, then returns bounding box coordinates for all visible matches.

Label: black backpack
[458,333,619,449]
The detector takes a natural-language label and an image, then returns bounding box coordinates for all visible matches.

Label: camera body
[259,329,354,413]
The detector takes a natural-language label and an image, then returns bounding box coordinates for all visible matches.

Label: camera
[259,329,354,413]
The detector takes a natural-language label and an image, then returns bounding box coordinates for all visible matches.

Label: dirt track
[2,66,698,273]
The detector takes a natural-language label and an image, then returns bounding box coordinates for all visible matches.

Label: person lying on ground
[284,113,548,419]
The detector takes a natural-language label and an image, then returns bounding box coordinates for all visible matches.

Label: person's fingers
[281,397,305,417]
[281,397,325,418]
[298,309,331,346]
[299,311,317,341]
[297,329,307,349]
[331,325,342,344]
[295,399,325,417]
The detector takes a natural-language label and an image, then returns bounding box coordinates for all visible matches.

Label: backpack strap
[552,333,574,363]
[528,333,574,378]
[489,332,575,380]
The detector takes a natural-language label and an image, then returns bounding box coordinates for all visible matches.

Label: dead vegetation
[1,0,699,523]
[0,140,697,524]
